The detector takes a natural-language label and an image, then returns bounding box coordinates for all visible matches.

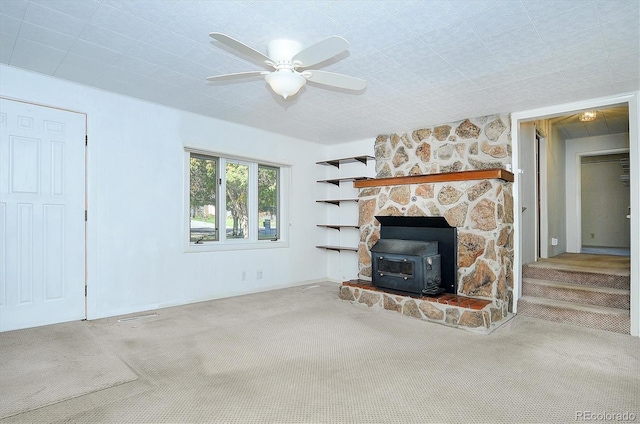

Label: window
[225,161,249,239]
[190,154,218,243]
[187,150,284,248]
[258,165,279,240]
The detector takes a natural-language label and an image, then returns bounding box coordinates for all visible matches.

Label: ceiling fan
[206,33,366,99]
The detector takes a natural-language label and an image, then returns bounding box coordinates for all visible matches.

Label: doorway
[580,152,630,256]
[511,93,639,337]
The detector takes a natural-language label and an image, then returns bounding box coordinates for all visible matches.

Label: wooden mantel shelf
[353,168,514,188]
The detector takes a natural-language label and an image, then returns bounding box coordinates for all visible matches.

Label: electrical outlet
[256,270,263,279]
[241,271,246,281]
[551,238,558,246]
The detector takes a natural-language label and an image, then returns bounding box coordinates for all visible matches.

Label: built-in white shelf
[317,176,372,186]
[316,199,358,205]
[316,225,360,230]
[316,155,374,168]
[315,245,358,252]
[316,155,371,253]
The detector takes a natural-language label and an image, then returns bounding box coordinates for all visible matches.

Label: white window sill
[185,239,289,253]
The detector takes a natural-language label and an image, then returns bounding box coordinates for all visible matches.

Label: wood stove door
[373,255,422,294]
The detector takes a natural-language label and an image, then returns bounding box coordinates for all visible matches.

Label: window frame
[184,148,289,252]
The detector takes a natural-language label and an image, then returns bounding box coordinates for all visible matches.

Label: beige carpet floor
[529,253,631,276]
[0,281,638,424]
[0,322,138,419]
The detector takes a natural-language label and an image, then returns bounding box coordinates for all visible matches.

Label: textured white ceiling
[1,0,638,144]
[552,104,630,139]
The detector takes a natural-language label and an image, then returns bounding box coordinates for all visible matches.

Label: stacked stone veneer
[357,114,515,316]
[339,282,503,334]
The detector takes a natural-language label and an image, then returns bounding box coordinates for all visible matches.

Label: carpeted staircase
[517,255,631,334]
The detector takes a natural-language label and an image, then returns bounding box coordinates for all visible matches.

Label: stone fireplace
[340,114,515,333]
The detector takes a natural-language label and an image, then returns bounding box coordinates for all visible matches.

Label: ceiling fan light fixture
[579,111,597,122]
[207,33,365,99]
[265,71,306,99]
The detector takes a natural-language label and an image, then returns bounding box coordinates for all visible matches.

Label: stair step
[522,264,629,289]
[517,296,630,334]
[522,278,630,309]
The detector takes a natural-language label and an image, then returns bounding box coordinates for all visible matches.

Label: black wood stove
[371,216,457,296]
[371,239,442,295]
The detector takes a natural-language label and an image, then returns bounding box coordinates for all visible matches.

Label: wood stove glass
[378,258,413,278]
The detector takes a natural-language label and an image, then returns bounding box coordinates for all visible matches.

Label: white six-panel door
[0,99,85,332]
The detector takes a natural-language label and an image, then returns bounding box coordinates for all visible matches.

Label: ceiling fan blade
[206,71,267,82]
[292,36,349,68]
[209,32,273,67]
[304,70,366,91]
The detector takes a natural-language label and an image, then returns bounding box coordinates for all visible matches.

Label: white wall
[319,138,376,281]
[545,122,567,257]
[565,133,630,252]
[1,65,330,319]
